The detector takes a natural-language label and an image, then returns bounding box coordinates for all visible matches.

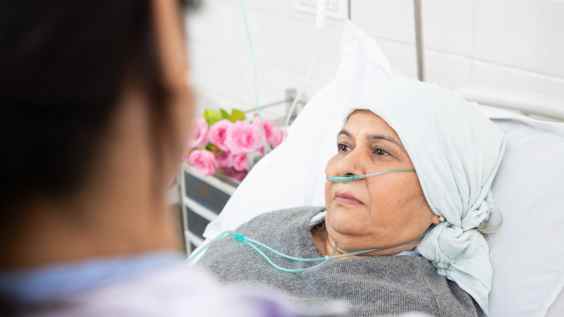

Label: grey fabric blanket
[199,207,480,317]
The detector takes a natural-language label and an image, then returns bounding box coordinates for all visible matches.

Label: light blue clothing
[0,251,182,303]
[0,253,317,316]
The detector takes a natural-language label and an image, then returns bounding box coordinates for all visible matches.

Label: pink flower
[253,118,285,149]
[208,120,232,151]
[230,153,249,172]
[268,127,285,148]
[257,146,265,156]
[225,121,261,154]
[216,151,232,168]
[254,118,274,142]
[223,168,248,182]
[191,118,208,148]
[186,150,217,176]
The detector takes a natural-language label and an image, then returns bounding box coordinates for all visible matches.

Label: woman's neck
[311,222,419,257]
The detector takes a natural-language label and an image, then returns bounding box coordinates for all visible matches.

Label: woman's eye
[373,147,390,156]
[337,143,350,152]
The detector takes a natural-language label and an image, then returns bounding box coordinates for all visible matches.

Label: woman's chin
[326,205,370,234]
[328,201,366,214]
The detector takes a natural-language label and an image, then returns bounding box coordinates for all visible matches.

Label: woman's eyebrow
[366,134,404,149]
[338,129,405,150]
[337,129,352,138]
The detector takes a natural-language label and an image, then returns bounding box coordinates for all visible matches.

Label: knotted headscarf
[333,23,506,314]
[337,69,505,314]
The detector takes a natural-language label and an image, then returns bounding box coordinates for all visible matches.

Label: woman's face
[324,110,437,251]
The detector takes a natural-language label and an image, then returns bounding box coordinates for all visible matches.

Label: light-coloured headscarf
[333,24,506,315]
[337,73,506,313]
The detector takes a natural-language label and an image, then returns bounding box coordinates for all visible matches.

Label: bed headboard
[460,88,564,122]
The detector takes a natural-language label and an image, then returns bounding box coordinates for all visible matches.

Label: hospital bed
[179,2,564,315]
[178,90,564,317]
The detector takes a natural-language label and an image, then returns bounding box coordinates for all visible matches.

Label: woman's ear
[152,0,189,92]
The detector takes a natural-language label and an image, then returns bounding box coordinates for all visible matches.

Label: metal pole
[178,165,191,255]
[413,0,425,81]
[347,0,351,20]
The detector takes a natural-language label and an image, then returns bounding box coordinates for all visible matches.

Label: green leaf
[203,108,223,126]
[228,108,246,122]
[220,108,230,119]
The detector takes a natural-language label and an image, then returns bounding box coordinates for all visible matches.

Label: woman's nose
[334,147,367,176]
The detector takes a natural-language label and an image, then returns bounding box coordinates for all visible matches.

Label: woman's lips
[334,192,364,206]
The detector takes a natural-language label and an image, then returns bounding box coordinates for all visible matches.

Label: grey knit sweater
[200,207,480,317]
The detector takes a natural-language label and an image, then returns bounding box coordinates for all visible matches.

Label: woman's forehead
[343,110,401,141]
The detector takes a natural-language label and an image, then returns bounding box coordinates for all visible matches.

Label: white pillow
[478,107,564,317]
[204,21,392,238]
[203,22,564,317]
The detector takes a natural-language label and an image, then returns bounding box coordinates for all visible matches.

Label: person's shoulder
[51,264,297,317]
[236,206,324,235]
[239,206,325,228]
[239,206,325,230]
[198,206,323,277]
[75,264,221,303]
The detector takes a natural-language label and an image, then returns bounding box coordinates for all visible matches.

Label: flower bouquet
[186,108,286,183]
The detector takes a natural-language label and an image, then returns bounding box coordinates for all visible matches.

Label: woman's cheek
[324,182,332,207]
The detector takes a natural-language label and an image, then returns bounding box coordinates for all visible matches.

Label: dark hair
[0,1,198,216]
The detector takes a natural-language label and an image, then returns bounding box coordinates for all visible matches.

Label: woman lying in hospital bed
[194,77,506,317]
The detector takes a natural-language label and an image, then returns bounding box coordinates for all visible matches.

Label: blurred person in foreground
[0,1,301,316]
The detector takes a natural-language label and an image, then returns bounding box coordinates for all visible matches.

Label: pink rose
[208,120,232,151]
[216,151,232,168]
[257,146,265,156]
[254,118,274,142]
[186,150,217,176]
[191,118,208,148]
[225,121,261,154]
[268,127,285,148]
[223,168,247,182]
[230,153,249,172]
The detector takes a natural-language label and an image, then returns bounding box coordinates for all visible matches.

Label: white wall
[187,0,564,119]
[423,0,564,110]
[187,0,346,120]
